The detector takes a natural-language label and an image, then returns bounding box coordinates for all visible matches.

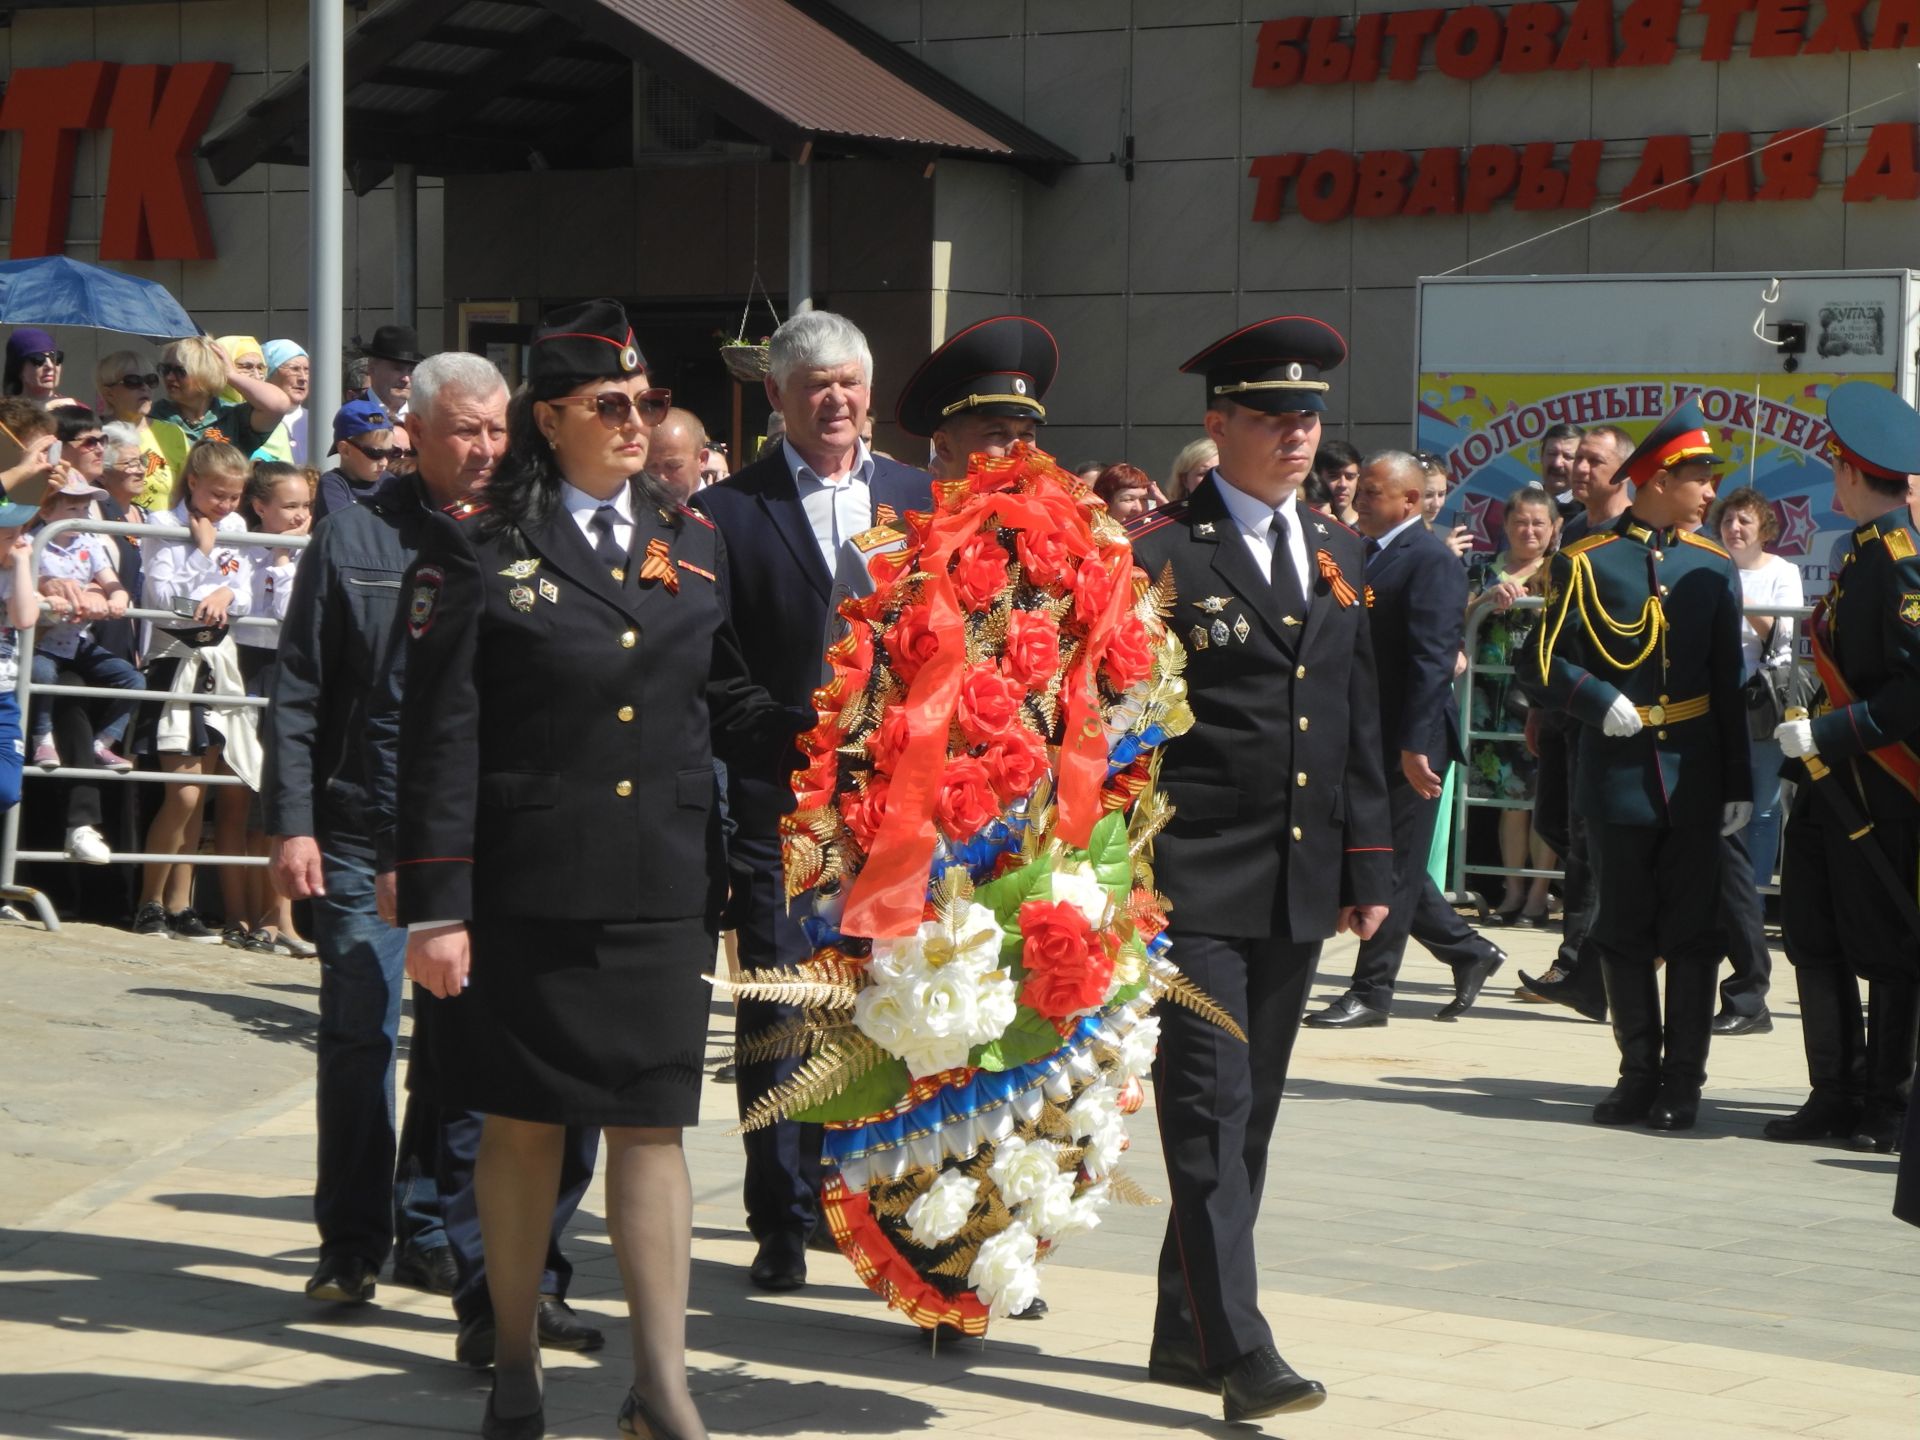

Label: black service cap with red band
[1825,381,1920,481]
[1620,400,1722,488]
[530,298,647,382]
[1182,315,1347,415]
[896,315,1058,438]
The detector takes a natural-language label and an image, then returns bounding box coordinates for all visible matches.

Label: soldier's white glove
[1776,718,1816,759]
[1602,695,1644,737]
[1721,801,1752,836]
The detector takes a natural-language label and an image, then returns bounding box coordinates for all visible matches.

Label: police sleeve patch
[408,566,444,639]
[1900,593,1920,627]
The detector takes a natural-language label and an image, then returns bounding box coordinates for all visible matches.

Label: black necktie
[1365,537,1383,569]
[589,504,624,578]
[1269,508,1306,616]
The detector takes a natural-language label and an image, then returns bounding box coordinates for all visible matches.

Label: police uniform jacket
[1126,476,1394,940]
[1522,513,1750,828]
[394,480,799,928]
[1801,509,1920,821]
[690,447,932,832]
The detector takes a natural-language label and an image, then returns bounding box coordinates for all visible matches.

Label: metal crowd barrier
[1,516,309,932]
[1449,592,1815,912]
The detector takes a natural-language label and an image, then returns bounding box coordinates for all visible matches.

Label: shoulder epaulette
[1125,501,1187,539]
[1882,527,1917,561]
[442,498,488,520]
[1677,530,1730,558]
[1562,532,1615,557]
[679,504,715,530]
[1317,512,1360,538]
[849,524,902,554]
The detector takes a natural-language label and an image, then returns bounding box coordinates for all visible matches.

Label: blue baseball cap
[0,499,39,527]
[330,397,392,454]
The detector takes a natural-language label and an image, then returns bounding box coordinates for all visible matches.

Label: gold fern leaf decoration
[731,1034,888,1134]
[1149,960,1247,1043]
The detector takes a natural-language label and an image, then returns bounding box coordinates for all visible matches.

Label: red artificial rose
[888,603,942,684]
[956,664,1024,746]
[868,706,912,774]
[981,728,1048,802]
[951,530,1010,610]
[1003,608,1061,689]
[1070,554,1121,632]
[1101,615,1154,692]
[1017,899,1115,1019]
[936,756,999,841]
[1016,527,1073,589]
[842,778,892,850]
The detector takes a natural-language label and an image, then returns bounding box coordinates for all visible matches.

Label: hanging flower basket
[720,341,771,384]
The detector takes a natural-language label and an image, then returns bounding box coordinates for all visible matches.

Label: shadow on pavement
[127,987,320,1051]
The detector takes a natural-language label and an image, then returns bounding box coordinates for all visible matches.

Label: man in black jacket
[1308,452,1505,1027]
[690,311,932,1292]
[266,354,602,1361]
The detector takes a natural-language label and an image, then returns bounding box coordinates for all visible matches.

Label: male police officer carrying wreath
[1127,317,1391,1424]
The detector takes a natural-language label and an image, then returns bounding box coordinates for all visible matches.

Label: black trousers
[1152,928,1319,1369]
[1717,824,1772,1017]
[1347,776,1497,1009]
[728,826,825,1242]
[1587,820,1725,967]
[1535,725,1599,972]
[439,1110,600,1324]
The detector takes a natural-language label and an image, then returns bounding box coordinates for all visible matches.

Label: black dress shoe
[392,1242,458,1295]
[456,1311,496,1368]
[304,1254,377,1304]
[1146,1340,1215,1392]
[749,1231,807,1292]
[482,1380,544,1440]
[713,1062,738,1084]
[1304,994,1389,1029]
[1518,966,1608,1023]
[1764,1092,1862,1142]
[1711,1010,1774,1036]
[537,1296,604,1351]
[1437,948,1506,1021]
[1008,1296,1048,1320]
[1849,1105,1905,1154]
[1219,1344,1327,1422]
[1646,1084,1701,1131]
[1592,1080,1659,1126]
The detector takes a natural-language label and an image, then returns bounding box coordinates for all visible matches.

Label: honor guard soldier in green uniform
[1520,401,1752,1131]
[1771,381,1920,1155]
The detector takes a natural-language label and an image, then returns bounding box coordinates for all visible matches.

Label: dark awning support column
[393,162,418,330]
[788,142,813,317]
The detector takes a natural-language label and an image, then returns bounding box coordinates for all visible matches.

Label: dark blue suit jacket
[1365,519,1468,772]
[690,446,931,831]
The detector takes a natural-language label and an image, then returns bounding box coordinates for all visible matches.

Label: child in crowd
[135,441,258,941]
[0,499,50,814]
[218,460,315,955]
[0,396,61,507]
[28,473,146,776]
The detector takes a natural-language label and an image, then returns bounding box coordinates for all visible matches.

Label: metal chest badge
[498,559,540,579]
[508,583,535,613]
[1210,619,1230,646]
[1233,614,1251,644]
[539,578,559,604]
[1188,624,1210,651]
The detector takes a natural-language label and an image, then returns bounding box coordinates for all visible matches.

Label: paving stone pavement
[2,916,1917,1438]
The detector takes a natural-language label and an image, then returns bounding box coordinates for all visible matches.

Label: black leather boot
[1852,979,1918,1153]
[1765,965,1866,1142]
[1649,962,1717,1131]
[1593,957,1661,1124]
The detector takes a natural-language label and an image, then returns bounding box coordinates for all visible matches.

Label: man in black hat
[1127,316,1391,1423]
[363,324,425,417]
[1770,381,1920,1155]
[691,310,932,1294]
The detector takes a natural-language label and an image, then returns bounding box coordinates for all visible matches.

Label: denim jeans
[0,690,21,810]
[312,828,444,1264]
[30,638,144,745]
[1746,737,1785,889]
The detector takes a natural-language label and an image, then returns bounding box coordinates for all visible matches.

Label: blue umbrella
[0,255,198,338]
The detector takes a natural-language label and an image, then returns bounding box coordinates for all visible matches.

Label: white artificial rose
[905,1169,980,1247]
[968,1224,1041,1319]
[1049,864,1112,928]
[1067,1081,1120,1139]
[1082,1114,1128,1178]
[988,1135,1062,1206]
[1046,1180,1108,1242]
[853,980,929,1057]
[1118,1013,1161,1079]
[1021,1168,1080,1239]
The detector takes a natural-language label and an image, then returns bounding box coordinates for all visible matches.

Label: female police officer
[396,300,803,1440]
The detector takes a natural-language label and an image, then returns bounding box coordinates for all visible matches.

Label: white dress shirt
[1366,513,1425,562]
[785,437,874,577]
[1209,469,1311,597]
[560,479,634,556]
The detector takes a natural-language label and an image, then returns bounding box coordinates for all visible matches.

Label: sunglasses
[20,350,62,367]
[347,439,400,462]
[114,373,158,389]
[545,388,671,427]
[158,363,188,379]
[71,435,105,449]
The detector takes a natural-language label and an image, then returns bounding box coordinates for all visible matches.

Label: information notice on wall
[1420,370,1897,593]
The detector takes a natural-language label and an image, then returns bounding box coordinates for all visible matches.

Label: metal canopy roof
[200,0,1070,192]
